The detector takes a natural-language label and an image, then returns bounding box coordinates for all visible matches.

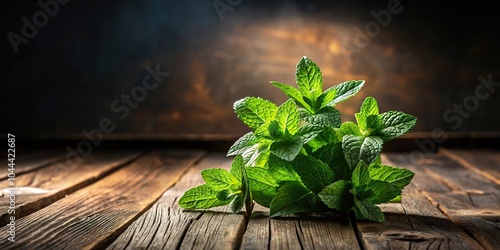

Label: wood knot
[382,231,443,242]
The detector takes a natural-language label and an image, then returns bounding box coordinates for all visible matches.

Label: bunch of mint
[179,56,416,222]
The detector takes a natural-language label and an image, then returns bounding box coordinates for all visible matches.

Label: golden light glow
[152,15,434,134]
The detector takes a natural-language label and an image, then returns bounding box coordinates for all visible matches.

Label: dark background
[2,0,500,139]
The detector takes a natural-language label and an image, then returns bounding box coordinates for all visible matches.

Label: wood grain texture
[0,150,204,250]
[440,148,500,185]
[354,154,483,249]
[108,154,247,250]
[2,149,498,249]
[0,150,143,227]
[240,205,269,250]
[180,210,247,250]
[386,152,499,250]
[1,150,65,180]
[296,215,360,250]
[401,182,483,249]
[354,202,413,250]
[241,205,360,250]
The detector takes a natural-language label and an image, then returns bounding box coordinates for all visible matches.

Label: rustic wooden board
[440,148,500,185]
[295,215,360,250]
[240,204,270,250]
[401,182,483,249]
[180,209,247,250]
[355,202,412,249]
[241,203,360,249]
[108,154,247,250]
[1,150,65,180]
[105,158,206,250]
[0,150,143,227]
[386,152,500,249]
[353,153,482,249]
[0,150,204,250]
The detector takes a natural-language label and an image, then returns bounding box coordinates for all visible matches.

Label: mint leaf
[306,126,340,152]
[229,195,244,213]
[296,125,323,144]
[340,122,361,136]
[296,56,323,101]
[241,140,271,167]
[216,190,234,202]
[250,147,271,168]
[227,132,258,156]
[179,184,230,209]
[180,56,418,224]
[324,80,365,105]
[355,97,380,131]
[365,115,381,131]
[370,155,382,167]
[354,114,368,131]
[268,154,300,183]
[360,97,379,116]
[390,195,402,202]
[353,198,384,222]
[303,107,341,127]
[241,166,253,214]
[311,143,334,164]
[342,135,383,168]
[201,168,239,191]
[230,155,244,182]
[276,99,299,134]
[269,181,314,217]
[365,180,401,204]
[268,121,285,139]
[291,155,335,193]
[374,111,417,141]
[246,167,278,207]
[318,180,353,211]
[255,121,283,139]
[352,161,369,187]
[330,142,352,180]
[369,165,415,189]
[318,88,336,108]
[271,81,312,112]
[234,97,278,130]
[270,136,303,161]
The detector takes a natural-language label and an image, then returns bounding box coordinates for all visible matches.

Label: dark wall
[2,0,500,137]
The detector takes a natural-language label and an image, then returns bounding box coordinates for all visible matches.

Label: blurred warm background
[2,0,499,139]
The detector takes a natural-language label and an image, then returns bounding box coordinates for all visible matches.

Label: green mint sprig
[179,56,417,222]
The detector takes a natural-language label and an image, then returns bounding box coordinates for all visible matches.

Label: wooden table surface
[1,148,499,249]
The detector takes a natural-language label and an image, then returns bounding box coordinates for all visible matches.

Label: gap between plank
[349,212,366,250]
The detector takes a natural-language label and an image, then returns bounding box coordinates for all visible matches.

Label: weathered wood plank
[401,182,483,249]
[0,150,143,227]
[269,217,302,250]
[386,153,500,250]
[440,148,500,185]
[241,205,360,249]
[296,214,360,250]
[360,183,482,249]
[0,150,204,250]
[354,154,483,249]
[180,209,247,250]
[354,202,412,250]
[108,154,246,250]
[240,205,269,250]
[1,150,65,180]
